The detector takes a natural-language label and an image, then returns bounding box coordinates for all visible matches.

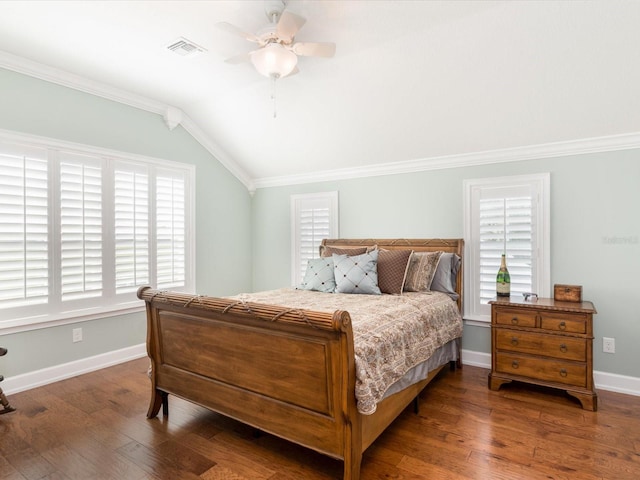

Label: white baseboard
[2,346,638,399]
[461,349,492,369]
[2,343,147,395]
[461,348,640,397]
[593,370,640,397]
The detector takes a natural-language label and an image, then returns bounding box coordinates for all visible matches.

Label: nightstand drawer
[495,308,537,328]
[495,353,587,387]
[540,313,587,334]
[495,329,586,361]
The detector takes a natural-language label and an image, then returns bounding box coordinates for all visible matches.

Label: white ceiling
[1,1,639,188]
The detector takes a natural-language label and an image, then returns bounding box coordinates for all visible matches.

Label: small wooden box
[554,284,583,303]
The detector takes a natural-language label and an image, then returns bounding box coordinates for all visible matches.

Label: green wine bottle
[496,254,511,297]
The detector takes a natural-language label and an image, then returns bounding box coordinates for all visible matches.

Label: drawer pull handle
[511,360,519,369]
[560,368,568,377]
[511,337,519,346]
[559,344,568,353]
[559,321,567,330]
[511,317,519,325]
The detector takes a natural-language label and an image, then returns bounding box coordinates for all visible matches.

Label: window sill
[0,302,146,335]
[463,316,491,328]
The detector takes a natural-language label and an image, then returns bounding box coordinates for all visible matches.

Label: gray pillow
[299,257,336,293]
[333,250,381,295]
[430,252,461,300]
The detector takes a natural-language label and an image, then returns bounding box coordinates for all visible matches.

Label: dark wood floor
[1,358,639,480]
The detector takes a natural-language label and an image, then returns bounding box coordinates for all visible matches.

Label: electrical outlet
[603,337,615,354]
[72,327,83,343]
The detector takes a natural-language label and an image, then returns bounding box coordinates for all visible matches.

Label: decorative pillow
[299,257,336,293]
[320,245,368,258]
[377,249,413,295]
[403,251,444,292]
[333,250,381,295]
[430,252,461,300]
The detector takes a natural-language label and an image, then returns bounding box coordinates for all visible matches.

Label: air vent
[166,37,207,57]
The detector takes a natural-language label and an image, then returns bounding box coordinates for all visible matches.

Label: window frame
[0,130,195,334]
[290,191,339,287]
[463,173,550,324]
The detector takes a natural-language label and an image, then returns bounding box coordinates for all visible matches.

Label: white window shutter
[464,174,550,322]
[59,155,103,301]
[291,192,338,286]
[156,171,186,289]
[0,147,49,308]
[114,165,149,293]
[0,132,195,332]
[478,195,534,305]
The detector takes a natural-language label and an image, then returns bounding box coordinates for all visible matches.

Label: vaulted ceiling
[1,1,639,190]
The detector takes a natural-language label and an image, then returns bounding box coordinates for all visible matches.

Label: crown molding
[0,50,254,192]
[0,50,167,114]
[253,131,640,189]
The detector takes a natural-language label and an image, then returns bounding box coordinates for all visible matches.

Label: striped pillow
[403,251,444,292]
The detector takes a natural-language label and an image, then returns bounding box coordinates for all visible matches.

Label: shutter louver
[115,166,149,293]
[0,149,48,308]
[298,205,331,281]
[156,173,185,289]
[479,196,533,305]
[60,156,103,301]
[291,192,338,286]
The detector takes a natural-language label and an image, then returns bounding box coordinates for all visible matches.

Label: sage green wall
[1,65,638,384]
[0,68,253,377]
[251,152,640,378]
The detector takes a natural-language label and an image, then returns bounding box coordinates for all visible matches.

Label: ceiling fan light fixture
[251,43,298,78]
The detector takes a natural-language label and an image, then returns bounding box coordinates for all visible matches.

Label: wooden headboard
[320,238,464,312]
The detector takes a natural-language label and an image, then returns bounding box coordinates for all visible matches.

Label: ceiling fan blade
[216,22,259,43]
[224,52,252,64]
[292,42,336,58]
[277,11,306,42]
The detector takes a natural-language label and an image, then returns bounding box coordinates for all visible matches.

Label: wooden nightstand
[488,296,598,411]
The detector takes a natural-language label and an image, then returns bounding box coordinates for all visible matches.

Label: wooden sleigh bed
[137,238,464,480]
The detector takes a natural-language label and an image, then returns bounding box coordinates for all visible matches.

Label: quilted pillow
[403,251,444,292]
[299,257,336,293]
[333,250,381,295]
[377,249,413,295]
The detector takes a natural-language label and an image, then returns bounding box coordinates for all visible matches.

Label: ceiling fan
[217,0,336,79]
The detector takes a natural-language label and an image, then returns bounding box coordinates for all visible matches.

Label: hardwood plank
[39,444,105,480]
[2,358,639,480]
[0,454,27,480]
[115,440,208,480]
[178,431,276,479]
[62,435,149,480]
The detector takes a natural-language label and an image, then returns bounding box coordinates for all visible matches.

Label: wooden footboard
[138,286,366,479]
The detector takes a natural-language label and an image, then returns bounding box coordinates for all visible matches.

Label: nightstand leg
[488,373,512,391]
[567,390,598,411]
